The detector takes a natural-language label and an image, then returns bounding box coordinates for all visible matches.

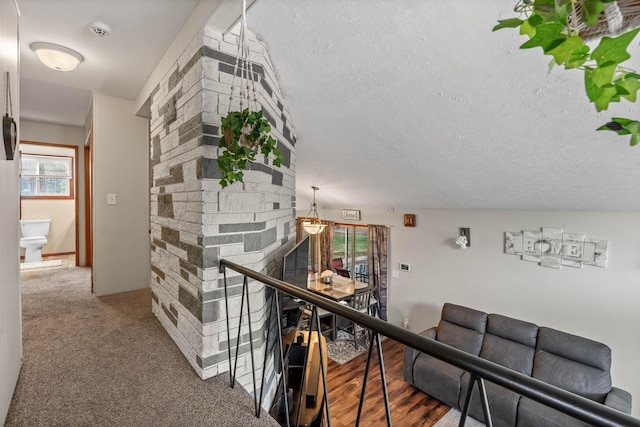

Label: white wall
[92,93,150,296]
[0,0,21,423]
[20,121,86,263]
[316,207,640,417]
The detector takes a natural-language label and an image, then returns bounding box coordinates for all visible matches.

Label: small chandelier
[302,186,326,235]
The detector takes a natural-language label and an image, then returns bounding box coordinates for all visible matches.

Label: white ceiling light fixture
[30,42,84,72]
[302,186,327,235]
[89,21,111,37]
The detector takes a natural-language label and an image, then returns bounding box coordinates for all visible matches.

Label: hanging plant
[218,108,282,188]
[494,0,640,146]
[216,0,282,188]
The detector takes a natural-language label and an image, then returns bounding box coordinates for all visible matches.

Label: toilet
[20,219,51,263]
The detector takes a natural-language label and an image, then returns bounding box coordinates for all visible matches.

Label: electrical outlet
[392,270,399,278]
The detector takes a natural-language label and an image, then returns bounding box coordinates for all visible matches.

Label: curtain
[319,220,334,272]
[368,225,389,320]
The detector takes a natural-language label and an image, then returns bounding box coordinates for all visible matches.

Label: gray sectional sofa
[403,303,632,426]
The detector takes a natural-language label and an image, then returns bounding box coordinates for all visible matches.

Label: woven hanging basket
[223,123,256,151]
[572,0,640,39]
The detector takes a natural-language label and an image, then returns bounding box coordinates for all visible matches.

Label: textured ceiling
[16,0,640,211]
[247,0,640,211]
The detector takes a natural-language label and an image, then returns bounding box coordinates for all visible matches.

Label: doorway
[19,141,79,270]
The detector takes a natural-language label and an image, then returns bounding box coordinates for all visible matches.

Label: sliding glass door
[332,225,369,282]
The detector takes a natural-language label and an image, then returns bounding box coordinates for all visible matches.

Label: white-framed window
[20,154,74,198]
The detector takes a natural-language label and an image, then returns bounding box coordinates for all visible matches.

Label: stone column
[148,27,297,402]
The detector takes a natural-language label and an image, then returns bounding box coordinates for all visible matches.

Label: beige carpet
[5,267,278,427]
[19,259,62,270]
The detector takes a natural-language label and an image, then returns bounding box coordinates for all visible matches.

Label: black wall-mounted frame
[3,71,17,161]
[3,115,17,160]
[460,227,470,247]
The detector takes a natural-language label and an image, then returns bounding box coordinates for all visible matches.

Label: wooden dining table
[299,274,370,342]
[306,274,369,302]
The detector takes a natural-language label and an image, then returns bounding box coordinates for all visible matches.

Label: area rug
[326,330,370,364]
[432,408,486,427]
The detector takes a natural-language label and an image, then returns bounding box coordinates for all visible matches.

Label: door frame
[84,126,93,290]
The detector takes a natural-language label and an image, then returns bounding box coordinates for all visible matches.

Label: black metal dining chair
[347,285,379,349]
[335,268,351,278]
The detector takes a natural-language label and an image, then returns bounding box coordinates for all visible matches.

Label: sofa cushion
[436,303,487,356]
[487,313,538,347]
[413,353,466,409]
[481,334,536,376]
[533,327,611,403]
[481,314,538,375]
[517,396,592,427]
[403,327,436,385]
[459,372,521,427]
[442,303,487,333]
[537,327,611,371]
[456,315,538,426]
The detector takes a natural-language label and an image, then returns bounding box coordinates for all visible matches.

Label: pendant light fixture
[30,42,84,72]
[302,186,326,235]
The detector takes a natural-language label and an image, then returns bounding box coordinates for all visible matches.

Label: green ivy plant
[217,108,282,188]
[494,0,640,146]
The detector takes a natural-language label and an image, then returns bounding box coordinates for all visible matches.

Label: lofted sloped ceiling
[17,0,640,211]
[246,0,640,211]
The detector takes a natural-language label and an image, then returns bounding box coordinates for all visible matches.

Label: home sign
[504,227,608,269]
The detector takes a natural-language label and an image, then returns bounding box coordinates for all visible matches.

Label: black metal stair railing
[220,259,640,427]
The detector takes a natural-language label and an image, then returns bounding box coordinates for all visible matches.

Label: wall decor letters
[505,227,608,269]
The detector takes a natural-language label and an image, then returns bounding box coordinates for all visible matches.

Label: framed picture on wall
[404,214,416,227]
[3,71,17,161]
[342,209,361,221]
[3,115,17,160]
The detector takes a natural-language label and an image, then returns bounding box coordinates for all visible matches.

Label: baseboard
[20,252,75,260]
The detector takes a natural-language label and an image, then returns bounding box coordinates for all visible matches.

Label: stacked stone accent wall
[148,27,297,402]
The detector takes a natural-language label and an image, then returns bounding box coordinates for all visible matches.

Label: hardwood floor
[325,338,450,427]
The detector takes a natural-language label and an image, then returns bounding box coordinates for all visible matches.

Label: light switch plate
[107,193,116,205]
